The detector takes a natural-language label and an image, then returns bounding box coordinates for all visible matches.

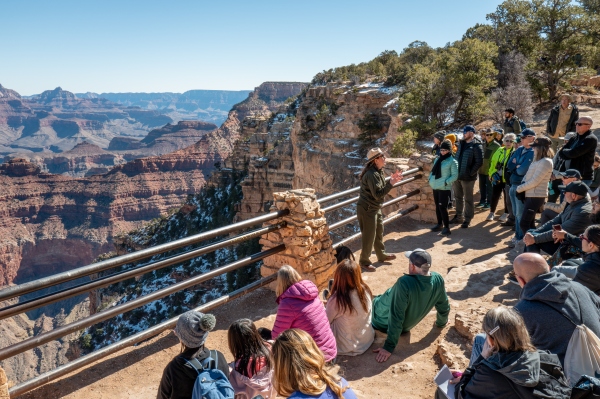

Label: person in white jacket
[517,136,554,243]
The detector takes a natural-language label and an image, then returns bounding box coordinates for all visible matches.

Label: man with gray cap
[557,116,598,185]
[158,310,229,399]
[371,248,450,362]
[546,94,579,152]
[357,148,403,271]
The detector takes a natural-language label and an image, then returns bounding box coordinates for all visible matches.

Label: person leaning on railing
[356,148,403,271]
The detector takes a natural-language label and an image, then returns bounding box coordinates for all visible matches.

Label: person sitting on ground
[487,133,515,222]
[228,319,276,399]
[270,265,337,362]
[325,259,375,356]
[447,307,571,399]
[516,136,554,239]
[371,248,450,363]
[521,181,592,257]
[429,139,458,237]
[272,329,358,399]
[540,169,582,225]
[157,311,229,399]
[557,116,598,186]
[477,128,500,210]
[513,253,600,365]
[357,148,403,270]
[551,225,600,294]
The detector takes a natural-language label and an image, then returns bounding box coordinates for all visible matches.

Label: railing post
[260,188,336,289]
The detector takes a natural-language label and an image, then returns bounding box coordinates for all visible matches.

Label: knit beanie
[174,311,216,348]
[433,131,446,143]
[440,139,452,151]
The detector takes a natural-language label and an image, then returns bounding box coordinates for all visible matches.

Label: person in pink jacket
[271,265,337,362]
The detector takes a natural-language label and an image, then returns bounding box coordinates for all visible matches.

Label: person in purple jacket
[272,329,358,399]
[270,265,337,362]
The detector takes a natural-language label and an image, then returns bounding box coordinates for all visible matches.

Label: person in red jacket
[270,265,337,362]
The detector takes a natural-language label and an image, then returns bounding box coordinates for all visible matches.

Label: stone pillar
[0,366,9,399]
[260,188,336,289]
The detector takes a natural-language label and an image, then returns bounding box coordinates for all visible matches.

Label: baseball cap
[463,125,475,133]
[560,181,589,197]
[558,169,582,179]
[520,128,536,137]
[404,248,432,268]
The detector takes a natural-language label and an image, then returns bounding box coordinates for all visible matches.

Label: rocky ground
[18,203,521,399]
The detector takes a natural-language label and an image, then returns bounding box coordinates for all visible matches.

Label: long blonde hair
[482,307,536,354]
[272,329,346,398]
[275,265,302,297]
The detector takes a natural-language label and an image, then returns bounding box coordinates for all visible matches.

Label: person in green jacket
[357,148,403,271]
[477,129,501,209]
[428,140,458,237]
[486,133,516,222]
[372,248,450,363]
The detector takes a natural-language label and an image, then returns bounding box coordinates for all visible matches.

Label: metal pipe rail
[317,167,421,205]
[0,244,285,362]
[333,204,419,248]
[8,273,278,398]
[0,209,291,303]
[0,223,285,322]
[328,189,420,231]
[321,175,421,214]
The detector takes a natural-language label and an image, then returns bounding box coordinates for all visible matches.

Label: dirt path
[19,201,523,399]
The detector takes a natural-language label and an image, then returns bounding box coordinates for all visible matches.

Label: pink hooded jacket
[271,280,337,361]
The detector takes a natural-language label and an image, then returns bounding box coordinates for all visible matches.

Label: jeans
[433,189,452,228]
[478,174,492,204]
[583,179,593,187]
[504,184,515,221]
[453,179,476,221]
[509,185,525,239]
[470,333,486,366]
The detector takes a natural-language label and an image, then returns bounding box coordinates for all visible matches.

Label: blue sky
[1,0,501,95]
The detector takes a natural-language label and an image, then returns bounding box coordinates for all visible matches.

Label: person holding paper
[443,307,570,399]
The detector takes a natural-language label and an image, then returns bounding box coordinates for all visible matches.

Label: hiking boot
[430,224,443,232]
[460,220,470,229]
[482,203,491,209]
[449,215,464,224]
[360,263,376,272]
[498,213,509,222]
[506,237,517,248]
[507,271,519,285]
[486,212,495,221]
[439,227,451,237]
[379,254,397,262]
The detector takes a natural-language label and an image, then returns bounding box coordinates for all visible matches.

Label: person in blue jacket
[429,139,459,236]
[506,129,536,250]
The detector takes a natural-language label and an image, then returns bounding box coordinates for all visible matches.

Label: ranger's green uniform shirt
[372,271,450,353]
[357,166,392,209]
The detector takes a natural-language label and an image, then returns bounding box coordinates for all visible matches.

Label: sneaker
[439,227,451,236]
[507,271,519,285]
[498,213,509,222]
[486,212,495,221]
[506,237,517,248]
[482,203,491,209]
[430,224,443,232]
[360,263,376,272]
[476,202,486,208]
[501,220,515,227]
[449,215,464,224]
[460,220,470,229]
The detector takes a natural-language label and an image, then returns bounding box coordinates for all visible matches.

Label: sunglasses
[504,140,514,143]
[486,133,495,136]
[576,123,591,126]
[580,234,590,244]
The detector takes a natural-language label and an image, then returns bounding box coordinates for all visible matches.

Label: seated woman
[272,329,358,399]
[445,307,570,399]
[325,259,375,356]
[228,319,276,399]
[271,265,337,362]
[157,310,230,399]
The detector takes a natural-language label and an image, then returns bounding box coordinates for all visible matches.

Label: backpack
[519,120,527,131]
[184,350,235,399]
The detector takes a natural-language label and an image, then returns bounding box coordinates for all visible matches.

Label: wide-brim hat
[366,147,385,163]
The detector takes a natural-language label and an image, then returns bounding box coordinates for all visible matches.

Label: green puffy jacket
[479,140,500,175]
[488,146,514,183]
[428,156,459,191]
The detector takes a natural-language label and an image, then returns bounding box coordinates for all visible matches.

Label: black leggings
[520,197,545,235]
[433,189,452,228]
[490,182,506,213]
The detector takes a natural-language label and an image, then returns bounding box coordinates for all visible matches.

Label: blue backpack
[184,350,234,399]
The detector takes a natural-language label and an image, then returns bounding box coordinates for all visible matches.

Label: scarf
[432,152,452,180]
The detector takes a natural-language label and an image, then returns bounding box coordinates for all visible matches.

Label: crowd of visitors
[156,96,600,399]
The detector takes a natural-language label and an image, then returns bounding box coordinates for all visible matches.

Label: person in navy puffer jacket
[270,265,337,362]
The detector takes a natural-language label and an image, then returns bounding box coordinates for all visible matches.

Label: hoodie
[573,252,600,295]
[514,271,600,365]
[229,365,276,399]
[271,280,337,361]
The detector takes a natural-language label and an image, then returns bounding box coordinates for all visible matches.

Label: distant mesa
[108,137,143,151]
[0,157,40,177]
